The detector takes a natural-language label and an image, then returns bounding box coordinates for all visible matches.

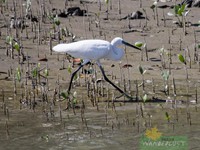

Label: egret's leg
[68,64,83,93]
[68,59,90,93]
[96,62,133,100]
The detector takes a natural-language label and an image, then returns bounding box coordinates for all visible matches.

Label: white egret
[53,37,140,99]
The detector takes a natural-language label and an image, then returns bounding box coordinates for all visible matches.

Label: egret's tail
[52,44,69,53]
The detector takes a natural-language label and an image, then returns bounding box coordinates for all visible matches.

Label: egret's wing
[53,40,111,60]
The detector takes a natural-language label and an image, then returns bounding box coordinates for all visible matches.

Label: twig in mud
[5,121,10,139]
[139,0,142,8]
[162,9,166,27]
[179,35,182,51]
[172,77,176,96]
[118,0,121,15]
[144,38,148,61]
[135,80,139,101]
[143,9,148,27]
[151,78,155,94]
[195,84,198,104]
[193,29,198,62]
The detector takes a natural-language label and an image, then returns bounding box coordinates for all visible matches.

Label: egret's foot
[114,93,136,101]
[125,94,135,101]
[123,92,139,101]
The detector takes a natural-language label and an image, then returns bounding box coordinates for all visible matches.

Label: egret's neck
[111,38,121,47]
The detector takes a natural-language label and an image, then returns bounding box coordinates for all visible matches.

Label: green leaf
[32,68,38,78]
[165,112,170,121]
[37,63,41,68]
[41,135,49,142]
[53,15,60,26]
[44,68,49,77]
[14,42,20,52]
[105,0,109,4]
[0,0,6,3]
[73,97,77,105]
[67,65,72,74]
[161,70,169,81]
[164,85,168,91]
[48,15,54,21]
[150,4,155,9]
[139,65,144,75]
[142,94,148,103]
[6,36,13,45]
[178,54,186,65]
[159,47,165,54]
[73,73,79,81]
[138,65,146,75]
[180,4,186,13]
[174,5,180,15]
[73,91,77,97]
[72,91,77,104]
[177,4,186,16]
[135,42,143,48]
[60,92,68,99]
[16,67,21,82]
[177,9,182,16]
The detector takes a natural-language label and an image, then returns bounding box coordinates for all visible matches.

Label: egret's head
[111,37,123,46]
[111,37,141,50]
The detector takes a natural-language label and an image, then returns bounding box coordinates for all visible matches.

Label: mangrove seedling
[48,14,61,40]
[150,1,159,26]
[6,36,22,60]
[32,63,40,78]
[72,91,78,106]
[6,36,13,45]
[174,4,187,27]
[60,90,78,110]
[44,68,49,77]
[142,93,148,103]
[161,70,170,95]
[159,46,169,69]
[13,42,20,53]
[41,135,49,142]
[16,67,21,82]
[135,41,146,61]
[67,64,72,74]
[165,112,170,123]
[6,36,14,58]
[178,53,188,79]
[168,4,189,34]
[138,65,146,92]
[53,15,60,26]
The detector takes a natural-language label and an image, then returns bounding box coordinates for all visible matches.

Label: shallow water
[0,86,200,150]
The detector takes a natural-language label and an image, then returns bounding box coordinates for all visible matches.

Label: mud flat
[0,0,200,149]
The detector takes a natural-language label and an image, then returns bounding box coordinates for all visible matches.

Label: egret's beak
[122,41,141,50]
